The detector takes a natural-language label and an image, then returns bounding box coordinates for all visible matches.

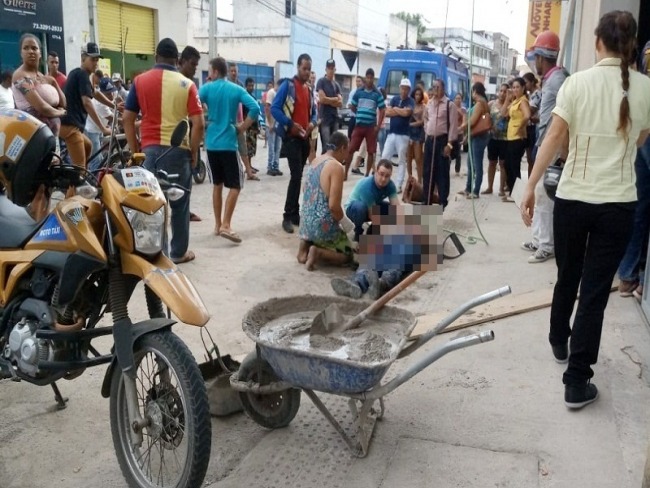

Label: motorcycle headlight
[122,205,165,255]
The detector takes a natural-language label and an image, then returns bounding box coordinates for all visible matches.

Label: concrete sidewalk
[0,143,647,488]
[207,150,650,488]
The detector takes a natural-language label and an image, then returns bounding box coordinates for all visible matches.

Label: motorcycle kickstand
[51,382,68,410]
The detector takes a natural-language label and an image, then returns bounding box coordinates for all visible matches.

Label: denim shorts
[409,126,425,143]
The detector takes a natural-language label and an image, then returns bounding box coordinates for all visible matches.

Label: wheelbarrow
[230,286,511,457]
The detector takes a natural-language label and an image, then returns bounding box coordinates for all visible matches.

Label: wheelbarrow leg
[348,398,382,458]
[303,389,361,455]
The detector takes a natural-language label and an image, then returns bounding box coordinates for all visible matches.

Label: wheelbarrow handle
[402,285,511,357]
[358,330,496,401]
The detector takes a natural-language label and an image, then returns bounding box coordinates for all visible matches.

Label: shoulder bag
[471,100,492,137]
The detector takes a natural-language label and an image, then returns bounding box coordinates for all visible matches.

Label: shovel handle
[342,270,427,332]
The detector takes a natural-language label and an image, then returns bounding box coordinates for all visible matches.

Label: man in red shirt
[123,38,205,264]
[270,53,317,233]
[47,51,67,89]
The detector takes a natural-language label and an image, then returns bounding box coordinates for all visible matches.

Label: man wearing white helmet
[521,31,568,264]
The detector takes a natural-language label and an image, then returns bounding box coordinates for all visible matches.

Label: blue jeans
[466,133,489,195]
[87,131,102,171]
[345,200,369,242]
[352,269,406,294]
[618,139,650,285]
[345,200,390,242]
[378,127,388,155]
[267,130,282,172]
[143,145,193,260]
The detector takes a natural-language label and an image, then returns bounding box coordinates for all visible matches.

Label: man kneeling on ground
[297,132,355,270]
[346,159,400,242]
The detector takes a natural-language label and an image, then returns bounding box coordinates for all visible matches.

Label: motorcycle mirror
[76,183,99,199]
[170,121,188,147]
[166,187,185,202]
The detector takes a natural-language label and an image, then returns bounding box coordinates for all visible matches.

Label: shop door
[96,0,155,79]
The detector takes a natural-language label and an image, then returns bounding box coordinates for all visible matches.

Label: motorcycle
[0,114,212,488]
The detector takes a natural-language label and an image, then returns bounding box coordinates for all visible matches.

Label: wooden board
[409,284,618,339]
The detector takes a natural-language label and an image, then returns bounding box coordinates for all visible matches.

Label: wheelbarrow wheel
[238,353,300,429]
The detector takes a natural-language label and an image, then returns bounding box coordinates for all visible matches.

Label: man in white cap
[111,72,129,101]
[380,77,414,192]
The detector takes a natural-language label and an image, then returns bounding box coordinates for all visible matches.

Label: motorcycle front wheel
[192,158,207,184]
[109,330,211,488]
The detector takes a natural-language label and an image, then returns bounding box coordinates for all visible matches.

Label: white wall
[357,0,390,51]
[358,51,383,79]
[213,36,291,65]
[62,0,91,70]
[389,15,414,50]
[571,0,640,72]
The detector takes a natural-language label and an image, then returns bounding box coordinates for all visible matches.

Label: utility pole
[209,0,217,59]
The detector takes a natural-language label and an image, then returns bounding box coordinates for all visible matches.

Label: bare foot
[297,240,310,264]
[305,246,318,271]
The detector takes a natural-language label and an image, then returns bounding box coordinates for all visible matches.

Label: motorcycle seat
[0,196,41,249]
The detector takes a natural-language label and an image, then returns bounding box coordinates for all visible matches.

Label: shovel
[310,270,426,337]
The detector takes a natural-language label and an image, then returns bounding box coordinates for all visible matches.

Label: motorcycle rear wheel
[109,330,211,488]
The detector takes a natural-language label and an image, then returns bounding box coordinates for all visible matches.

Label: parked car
[337,107,353,128]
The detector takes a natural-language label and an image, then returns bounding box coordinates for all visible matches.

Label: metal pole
[209,0,217,59]
[443,0,450,46]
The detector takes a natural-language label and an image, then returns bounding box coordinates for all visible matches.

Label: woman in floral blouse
[11,33,66,139]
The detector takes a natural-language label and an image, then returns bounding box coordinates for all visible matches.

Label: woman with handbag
[459,82,491,198]
[501,77,531,202]
[521,10,650,409]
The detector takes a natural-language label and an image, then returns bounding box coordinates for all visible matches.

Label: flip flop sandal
[247,174,260,181]
[172,250,196,264]
[220,229,242,244]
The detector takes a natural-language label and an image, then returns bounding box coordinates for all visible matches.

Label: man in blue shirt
[381,78,414,192]
[199,56,259,244]
[345,68,386,179]
[345,160,399,242]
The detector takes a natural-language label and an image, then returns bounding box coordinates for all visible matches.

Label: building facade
[424,27,494,84]
[562,0,646,73]
[0,0,67,73]
[489,32,510,90]
[188,0,413,93]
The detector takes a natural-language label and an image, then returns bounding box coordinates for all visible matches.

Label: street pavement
[0,139,648,488]
[203,141,650,488]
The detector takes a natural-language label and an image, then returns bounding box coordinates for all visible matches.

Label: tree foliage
[395,11,427,40]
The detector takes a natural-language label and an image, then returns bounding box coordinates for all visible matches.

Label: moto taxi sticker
[32,214,67,242]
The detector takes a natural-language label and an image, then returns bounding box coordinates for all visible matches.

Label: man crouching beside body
[297,132,355,270]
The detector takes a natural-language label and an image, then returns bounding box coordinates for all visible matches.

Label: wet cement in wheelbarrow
[258,312,403,364]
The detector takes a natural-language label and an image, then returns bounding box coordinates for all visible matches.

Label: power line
[254,0,369,51]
